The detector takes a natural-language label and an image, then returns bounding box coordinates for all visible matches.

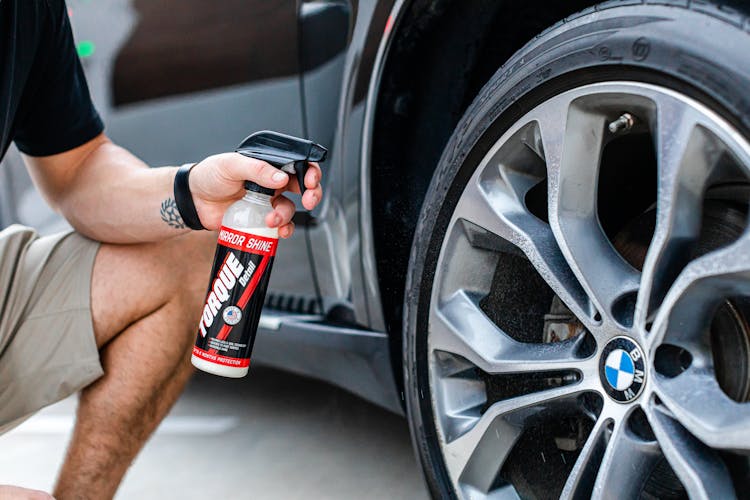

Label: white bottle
[191,188,279,378]
[190,130,327,378]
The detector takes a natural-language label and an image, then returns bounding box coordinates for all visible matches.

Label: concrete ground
[0,367,429,499]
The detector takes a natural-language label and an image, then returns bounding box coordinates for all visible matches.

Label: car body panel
[304,0,395,331]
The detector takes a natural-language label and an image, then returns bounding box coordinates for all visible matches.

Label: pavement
[0,366,429,499]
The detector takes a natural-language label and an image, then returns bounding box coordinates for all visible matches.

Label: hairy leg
[53,231,215,500]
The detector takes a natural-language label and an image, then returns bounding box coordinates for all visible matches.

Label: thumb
[219,153,289,190]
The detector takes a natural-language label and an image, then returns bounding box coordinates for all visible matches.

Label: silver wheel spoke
[431,290,590,375]
[654,369,750,450]
[542,100,641,323]
[635,102,716,329]
[454,161,591,327]
[646,402,736,499]
[649,232,750,350]
[559,416,610,500]
[590,418,661,500]
[443,384,584,493]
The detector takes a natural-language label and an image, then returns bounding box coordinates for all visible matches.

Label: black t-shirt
[0,0,103,159]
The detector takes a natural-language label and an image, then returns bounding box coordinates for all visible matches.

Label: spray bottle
[191,131,327,378]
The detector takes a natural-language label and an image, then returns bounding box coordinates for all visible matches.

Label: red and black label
[192,226,277,368]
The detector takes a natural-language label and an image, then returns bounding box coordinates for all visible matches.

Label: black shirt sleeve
[13,0,104,157]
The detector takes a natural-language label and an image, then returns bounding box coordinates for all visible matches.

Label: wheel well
[370,0,598,390]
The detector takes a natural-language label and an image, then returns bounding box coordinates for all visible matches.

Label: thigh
[90,230,216,348]
[0,225,102,429]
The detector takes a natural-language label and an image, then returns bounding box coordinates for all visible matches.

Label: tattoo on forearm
[160,198,186,229]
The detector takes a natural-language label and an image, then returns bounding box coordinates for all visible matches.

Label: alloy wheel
[428,82,750,499]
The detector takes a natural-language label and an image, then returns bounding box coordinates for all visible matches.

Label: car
[2,0,749,498]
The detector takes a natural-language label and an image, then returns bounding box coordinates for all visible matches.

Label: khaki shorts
[0,225,103,432]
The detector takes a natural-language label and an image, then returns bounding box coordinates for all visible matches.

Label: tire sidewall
[402,2,750,498]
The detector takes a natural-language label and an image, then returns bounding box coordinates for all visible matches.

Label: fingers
[301,185,322,211]
[196,154,323,216]
[278,222,295,239]
[267,196,295,239]
[304,162,322,190]
[221,156,323,208]
[299,162,323,210]
[303,162,323,210]
[266,195,296,230]
[219,153,290,192]
[277,161,321,189]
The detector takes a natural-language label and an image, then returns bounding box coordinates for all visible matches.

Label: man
[0,1,323,498]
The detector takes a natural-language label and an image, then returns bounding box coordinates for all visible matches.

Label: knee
[161,231,217,327]
[92,231,217,348]
[172,230,216,300]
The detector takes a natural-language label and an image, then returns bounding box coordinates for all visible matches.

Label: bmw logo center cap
[599,336,646,403]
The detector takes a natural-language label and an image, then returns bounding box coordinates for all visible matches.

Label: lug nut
[608,113,635,134]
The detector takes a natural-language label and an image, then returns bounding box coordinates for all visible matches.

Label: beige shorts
[0,225,103,431]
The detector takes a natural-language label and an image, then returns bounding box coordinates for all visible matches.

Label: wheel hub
[599,337,646,403]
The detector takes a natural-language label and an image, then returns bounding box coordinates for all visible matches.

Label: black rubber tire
[403,1,750,498]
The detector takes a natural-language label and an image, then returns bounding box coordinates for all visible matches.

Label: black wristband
[173,163,205,230]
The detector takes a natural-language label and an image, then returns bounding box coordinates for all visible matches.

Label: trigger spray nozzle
[235,131,327,196]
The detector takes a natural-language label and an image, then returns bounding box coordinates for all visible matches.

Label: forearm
[25,134,323,244]
[49,141,189,243]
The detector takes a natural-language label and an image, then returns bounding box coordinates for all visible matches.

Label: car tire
[404,1,750,499]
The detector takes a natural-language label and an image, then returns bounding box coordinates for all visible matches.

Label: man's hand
[188,153,323,238]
